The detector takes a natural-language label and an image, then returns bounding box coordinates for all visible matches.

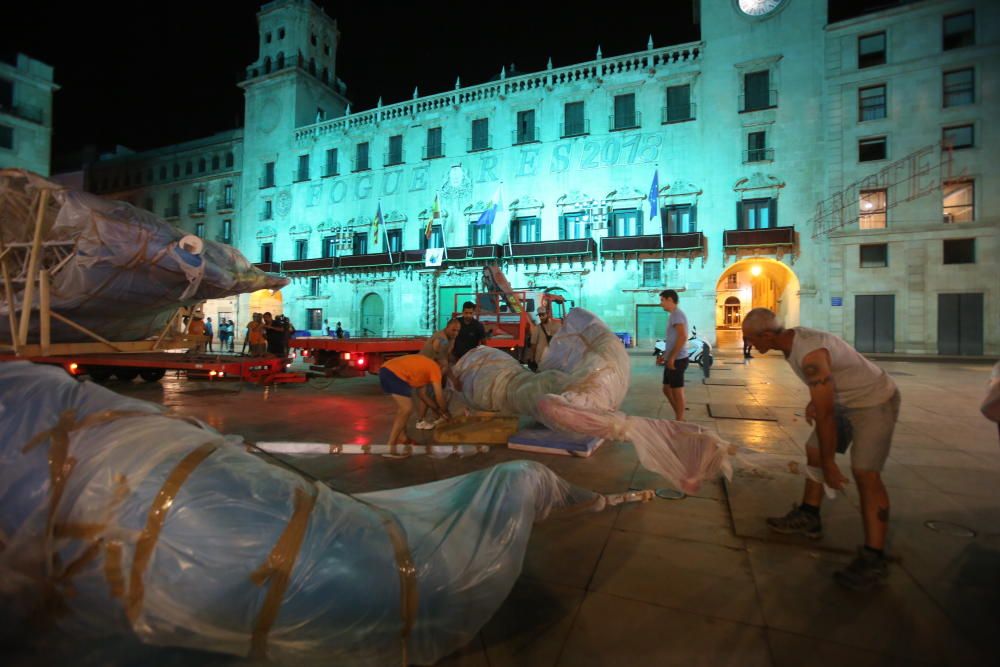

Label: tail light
[343,352,352,360]
[69,362,79,375]
[356,355,367,368]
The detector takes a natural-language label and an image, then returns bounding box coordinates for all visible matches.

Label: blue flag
[475,203,497,226]
[648,170,659,219]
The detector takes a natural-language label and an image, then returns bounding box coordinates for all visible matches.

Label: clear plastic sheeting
[454,308,731,493]
[0,361,617,665]
[0,169,287,344]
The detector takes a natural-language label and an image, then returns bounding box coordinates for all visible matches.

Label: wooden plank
[433,414,520,445]
[17,189,47,345]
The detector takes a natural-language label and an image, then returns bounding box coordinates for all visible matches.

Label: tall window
[195,222,205,238]
[469,222,491,246]
[562,101,586,137]
[942,125,973,149]
[743,71,773,111]
[212,155,220,170]
[198,158,206,173]
[308,279,320,298]
[859,84,886,121]
[738,199,775,230]
[260,243,273,264]
[859,190,887,229]
[185,161,193,175]
[665,84,693,123]
[0,78,12,108]
[943,68,974,107]
[560,212,591,240]
[421,225,443,249]
[324,148,338,176]
[664,204,696,233]
[387,134,403,165]
[425,127,443,159]
[262,200,273,220]
[223,183,234,208]
[470,118,490,151]
[353,232,368,255]
[612,93,637,130]
[610,209,641,236]
[306,308,323,329]
[386,229,402,253]
[859,136,887,161]
[196,188,206,212]
[262,161,275,188]
[858,32,886,68]
[511,217,541,243]
[221,219,232,242]
[295,238,308,260]
[354,142,370,171]
[515,110,536,144]
[943,11,974,50]
[167,192,180,217]
[745,131,769,162]
[942,180,974,223]
[322,235,337,258]
[642,261,662,287]
[0,124,11,150]
[225,152,234,168]
[296,154,310,181]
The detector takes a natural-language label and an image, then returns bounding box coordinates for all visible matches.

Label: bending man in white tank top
[742,308,900,591]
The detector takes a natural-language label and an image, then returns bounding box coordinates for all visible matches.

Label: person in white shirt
[742,308,900,591]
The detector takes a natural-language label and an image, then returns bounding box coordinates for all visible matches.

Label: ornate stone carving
[256,226,277,240]
[275,189,292,218]
[733,172,785,193]
[441,164,472,201]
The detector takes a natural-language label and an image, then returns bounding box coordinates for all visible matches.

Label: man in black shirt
[451,301,487,361]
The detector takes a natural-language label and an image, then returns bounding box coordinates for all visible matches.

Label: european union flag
[648,170,659,219]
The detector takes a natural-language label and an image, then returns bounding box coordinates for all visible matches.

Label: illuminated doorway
[248,288,284,316]
[715,259,799,348]
[724,297,742,327]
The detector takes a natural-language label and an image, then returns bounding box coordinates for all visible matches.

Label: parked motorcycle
[653,326,713,378]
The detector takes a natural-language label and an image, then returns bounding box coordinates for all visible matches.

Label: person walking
[451,301,487,362]
[742,307,900,591]
[659,289,689,421]
[528,306,562,371]
[379,353,452,448]
[204,317,214,353]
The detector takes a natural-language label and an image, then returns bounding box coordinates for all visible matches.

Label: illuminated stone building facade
[90,0,998,355]
[0,54,58,176]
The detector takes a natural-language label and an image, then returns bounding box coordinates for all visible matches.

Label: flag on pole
[475,186,502,226]
[425,193,440,239]
[648,170,660,220]
[371,203,383,246]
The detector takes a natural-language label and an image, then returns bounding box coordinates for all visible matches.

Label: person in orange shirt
[246,313,266,357]
[187,313,206,354]
[379,353,451,447]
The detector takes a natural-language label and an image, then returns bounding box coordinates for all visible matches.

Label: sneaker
[766,504,823,540]
[834,547,889,591]
[415,419,435,430]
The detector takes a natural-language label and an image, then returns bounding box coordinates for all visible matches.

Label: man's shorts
[662,357,689,388]
[806,390,901,471]
[378,367,412,397]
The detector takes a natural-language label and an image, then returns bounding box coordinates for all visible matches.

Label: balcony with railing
[259,177,275,189]
[661,103,696,124]
[609,111,641,132]
[280,257,337,272]
[293,168,310,183]
[600,232,704,255]
[560,119,590,138]
[188,203,207,216]
[723,226,796,260]
[503,238,596,260]
[467,135,493,153]
[352,157,370,172]
[743,148,775,163]
[512,126,540,145]
[252,262,281,273]
[215,233,233,245]
[740,89,778,113]
[423,142,446,160]
[338,252,399,269]
[384,149,404,167]
[322,164,339,178]
[216,200,235,212]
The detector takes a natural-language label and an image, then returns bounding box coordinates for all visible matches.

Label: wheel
[87,368,112,383]
[113,368,139,382]
[139,368,166,383]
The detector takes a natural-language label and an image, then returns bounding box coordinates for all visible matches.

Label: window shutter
[534,218,541,242]
[769,198,778,228]
[736,201,744,230]
[636,209,644,236]
[690,203,698,233]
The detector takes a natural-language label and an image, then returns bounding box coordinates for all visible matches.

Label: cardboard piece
[508,426,604,457]
[433,414,520,445]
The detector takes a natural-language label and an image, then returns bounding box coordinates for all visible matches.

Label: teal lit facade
[88,0,999,354]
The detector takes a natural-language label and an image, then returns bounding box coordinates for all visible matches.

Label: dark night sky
[4,0,889,165]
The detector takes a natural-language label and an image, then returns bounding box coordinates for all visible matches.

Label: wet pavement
[13,346,999,666]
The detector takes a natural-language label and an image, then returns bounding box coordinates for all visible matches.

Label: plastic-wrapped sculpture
[0,362,646,665]
[0,169,287,344]
[454,307,731,493]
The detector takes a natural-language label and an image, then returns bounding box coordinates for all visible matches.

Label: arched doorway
[249,288,284,317]
[715,259,800,349]
[360,293,384,337]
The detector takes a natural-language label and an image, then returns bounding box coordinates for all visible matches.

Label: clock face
[738,0,785,17]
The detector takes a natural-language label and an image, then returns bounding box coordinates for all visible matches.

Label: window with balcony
[560,212,591,240]
[858,32,886,68]
[222,183,234,208]
[294,238,307,261]
[511,216,541,243]
[354,142,370,171]
[308,278,320,298]
[612,93,638,130]
[469,222,491,246]
[322,235,337,258]
[737,198,775,229]
[943,68,974,107]
[859,189,887,229]
[193,188,206,214]
[743,70,774,111]
[664,84,693,123]
[261,161,275,188]
[353,232,368,255]
[324,148,338,176]
[515,110,537,144]
[859,84,886,121]
[942,124,973,149]
[943,11,974,50]
[260,242,273,264]
[386,134,403,165]
[0,124,12,150]
[470,118,490,152]
[859,136,887,161]
[386,229,402,253]
[262,200,273,221]
[221,219,232,243]
[943,180,974,223]
[642,261,662,287]
[296,154,310,181]
[943,238,975,264]
[610,209,642,236]
[425,127,444,159]
[195,222,205,238]
[421,225,443,250]
[562,101,587,137]
[860,243,888,268]
[664,204,697,234]
[745,131,771,163]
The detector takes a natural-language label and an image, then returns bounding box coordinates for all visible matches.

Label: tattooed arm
[802,348,848,489]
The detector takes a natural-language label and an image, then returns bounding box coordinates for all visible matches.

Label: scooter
[653,326,713,378]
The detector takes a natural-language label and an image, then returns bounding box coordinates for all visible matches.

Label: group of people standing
[185,315,234,354]
[245,312,295,358]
